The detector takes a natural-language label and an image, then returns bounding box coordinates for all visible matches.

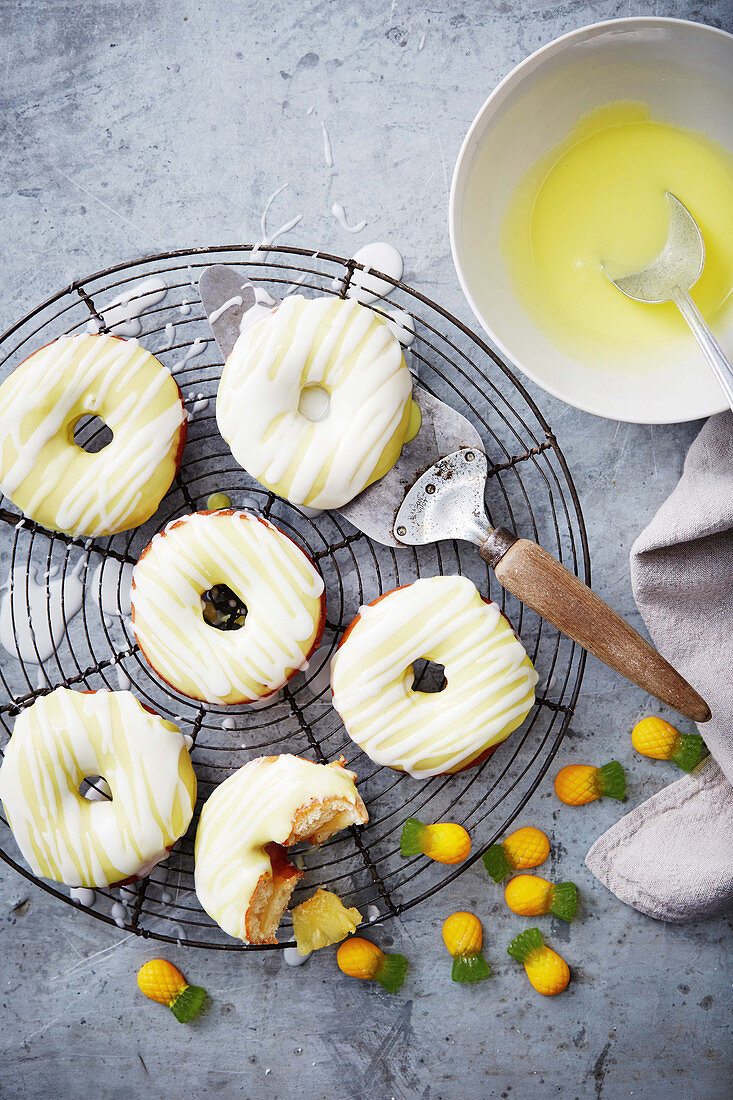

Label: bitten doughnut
[0,688,197,888]
[330,576,538,777]
[194,754,368,943]
[216,294,420,509]
[131,510,326,705]
[0,334,187,537]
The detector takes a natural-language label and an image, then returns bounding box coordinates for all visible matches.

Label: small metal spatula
[199,264,710,723]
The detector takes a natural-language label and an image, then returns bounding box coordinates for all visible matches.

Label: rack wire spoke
[0,245,588,949]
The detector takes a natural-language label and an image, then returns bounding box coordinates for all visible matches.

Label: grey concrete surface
[0,1,731,1097]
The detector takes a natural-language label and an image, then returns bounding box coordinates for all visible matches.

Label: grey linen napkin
[586,411,733,921]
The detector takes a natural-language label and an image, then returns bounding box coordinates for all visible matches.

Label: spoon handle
[672,287,733,411]
[482,535,711,724]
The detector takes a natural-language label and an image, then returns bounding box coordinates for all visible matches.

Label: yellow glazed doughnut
[330,576,538,777]
[216,295,420,509]
[0,688,197,888]
[194,754,368,943]
[131,510,326,705]
[0,334,187,536]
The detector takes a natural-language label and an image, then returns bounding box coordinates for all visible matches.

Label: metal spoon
[607,192,733,410]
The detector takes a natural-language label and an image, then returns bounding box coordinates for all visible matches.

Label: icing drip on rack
[0,557,86,664]
[331,203,367,234]
[87,277,167,338]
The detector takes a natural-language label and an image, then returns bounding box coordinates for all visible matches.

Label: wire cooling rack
[0,245,588,949]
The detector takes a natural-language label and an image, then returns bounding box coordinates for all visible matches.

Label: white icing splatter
[418,33,426,50]
[0,559,85,664]
[115,667,131,691]
[238,283,278,334]
[321,121,333,168]
[111,900,127,927]
[306,105,315,116]
[161,323,176,350]
[221,718,236,730]
[332,242,403,304]
[252,184,302,255]
[179,300,192,316]
[208,296,243,325]
[367,904,380,921]
[284,947,311,966]
[331,202,367,234]
[384,307,415,347]
[92,559,134,618]
[70,887,96,906]
[191,397,209,414]
[172,338,206,372]
[87,277,167,338]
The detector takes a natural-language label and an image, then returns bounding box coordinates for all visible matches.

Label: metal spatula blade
[198,263,710,722]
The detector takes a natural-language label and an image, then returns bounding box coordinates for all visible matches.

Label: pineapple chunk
[291,889,362,955]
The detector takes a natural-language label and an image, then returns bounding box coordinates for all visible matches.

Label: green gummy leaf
[400,817,427,858]
[671,734,706,773]
[376,953,408,993]
[451,952,491,983]
[549,881,578,922]
[482,844,512,882]
[507,927,544,963]
[597,760,626,800]
[170,984,206,1023]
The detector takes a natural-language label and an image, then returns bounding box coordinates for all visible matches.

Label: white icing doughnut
[330,576,538,777]
[0,688,197,887]
[216,295,419,509]
[0,334,187,537]
[131,510,326,705]
[194,754,368,942]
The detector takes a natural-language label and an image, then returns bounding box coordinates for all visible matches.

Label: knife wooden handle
[481,533,710,723]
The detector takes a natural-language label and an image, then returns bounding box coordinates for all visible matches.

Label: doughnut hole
[79,776,112,801]
[73,413,113,453]
[298,384,331,422]
[412,658,447,694]
[201,583,247,631]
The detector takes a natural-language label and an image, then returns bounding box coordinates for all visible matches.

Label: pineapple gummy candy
[504,875,578,921]
[507,928,570,996]
[137,959,206,1022]
[632,717,706,773]
[554,761,625,805]
[400,817,471,864]
[482,825,549,882]
[336,937,407,993]
[442,912,491,983]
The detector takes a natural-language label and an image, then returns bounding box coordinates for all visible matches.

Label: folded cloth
[586,411,733,921]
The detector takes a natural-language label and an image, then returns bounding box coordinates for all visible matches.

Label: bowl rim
[449,16,733,424]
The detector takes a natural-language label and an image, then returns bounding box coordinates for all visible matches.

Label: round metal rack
[0,246,588,949]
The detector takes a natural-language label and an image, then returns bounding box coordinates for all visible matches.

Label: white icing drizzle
[111,900,127,927]
[306,105,315,116]
[70,886,96,907]
[331,202,367,234]
[343,242,404,305]
[321,121,333,168]
[284,946,311,966]
[253,184,303,254]
[115,667,132,691]
[93,559,133,618]
[0,334,186,537]
[367,904,380,921]
[179,300,191,316]
[384,307,415,347]
[87,277,167,338]
[0,558,85,665]
[131,510,325,704]
[208,296,243,325]
[418,33,426,50]
[161,323,176,350]
[171,338,206,372]
[238,284,278,334]
[194,755,366,941]
[330,576,538,777]
[217,295,413,509]
[0,688,197,887]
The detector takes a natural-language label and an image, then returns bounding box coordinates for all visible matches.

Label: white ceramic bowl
[450,18,733,423]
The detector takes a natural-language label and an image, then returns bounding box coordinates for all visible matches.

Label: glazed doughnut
[330,575,538,777]
[131,510,326,705]
[216,294,420,509]
[0,334,187,537]
[0,688,197,888]
[194,754,368,943]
